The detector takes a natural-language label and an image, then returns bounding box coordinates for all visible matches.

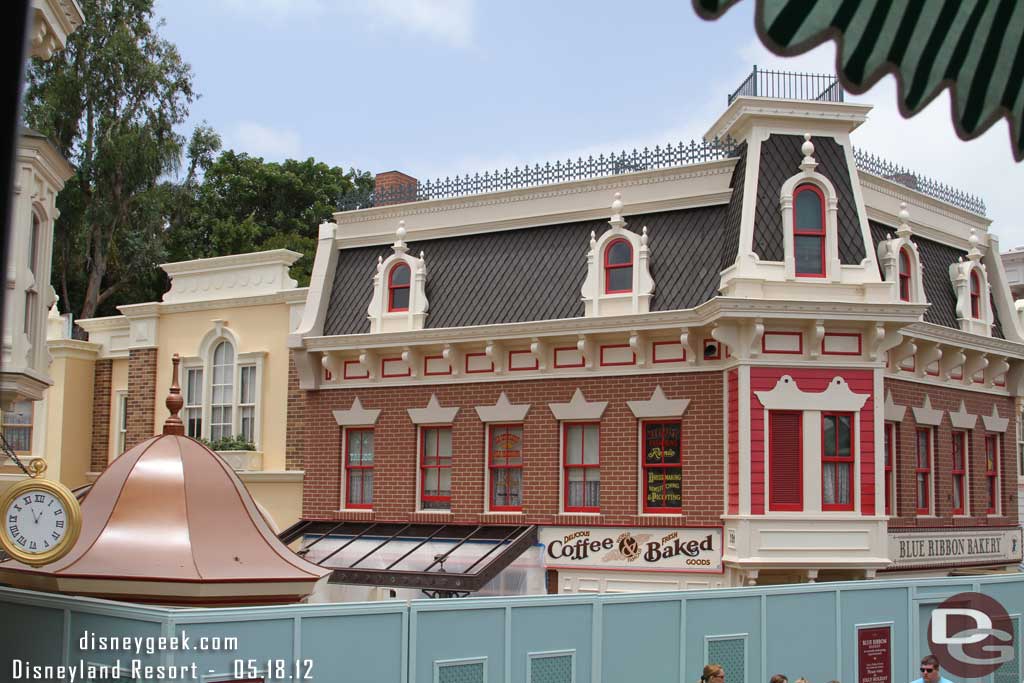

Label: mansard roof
[869,221,1005,338]
[323,204,730,335]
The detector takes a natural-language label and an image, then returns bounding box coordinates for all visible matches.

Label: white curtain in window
[210,341,234,441]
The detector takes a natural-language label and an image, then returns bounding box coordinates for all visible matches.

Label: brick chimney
[374,171,418,207]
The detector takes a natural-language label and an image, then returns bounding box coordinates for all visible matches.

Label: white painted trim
[549,388,608,421]
[333,397,381,426]
[911,396,943,427]
[754,375,869,412]
[626,385,690,419]
[949,400,978,430]
[475,392,530,423]
[407,394,459,425]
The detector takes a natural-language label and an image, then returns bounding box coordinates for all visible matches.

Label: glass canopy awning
[280,521,538,595]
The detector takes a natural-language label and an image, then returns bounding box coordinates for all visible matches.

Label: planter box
[216,450,263,472]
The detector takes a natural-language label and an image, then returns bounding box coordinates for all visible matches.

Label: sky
[154,0,1024,247]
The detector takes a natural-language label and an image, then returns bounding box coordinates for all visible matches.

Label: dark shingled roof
[720,142,747,272]
[323,205,727,335]
[869,221,1004,338]
[753,134,866,265]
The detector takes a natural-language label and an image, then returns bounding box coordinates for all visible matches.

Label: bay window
[420,426,452,510]
[488,424,523,511]
[1,401,33,454]
[768,411,802,511]
[642,421,682,513]
[822,413,854,510]
[563,423,600,512]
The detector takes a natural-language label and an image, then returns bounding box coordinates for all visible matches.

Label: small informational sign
[857,624,892,683]
[887,528,1023,569]
[539,527,722,573]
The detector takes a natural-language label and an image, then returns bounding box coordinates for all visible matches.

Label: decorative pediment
[626,385,690,419]
[949,400,977,431]
[754,375,868,412]
[580,193,654,317]
[475,392,531,423]
[876,203,926,304]
[948,229,993,337]
[549,388,608,421]
[883,391,906,423]
[367,221,429,334]
[982,404,1009,433]
[911,395,943,427]
[407,394,459,425]
[333,397,381,426]
[779,135,841,281]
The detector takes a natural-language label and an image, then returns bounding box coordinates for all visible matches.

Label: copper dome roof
[0,356,328,605]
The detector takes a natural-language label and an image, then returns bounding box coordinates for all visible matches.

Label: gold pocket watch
[1,458,81,566]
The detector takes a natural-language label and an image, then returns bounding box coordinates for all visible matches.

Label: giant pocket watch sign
[1,459,81,566]
[540,526,722,573]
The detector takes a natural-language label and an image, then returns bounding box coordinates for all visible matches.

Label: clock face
[5,489,69,556]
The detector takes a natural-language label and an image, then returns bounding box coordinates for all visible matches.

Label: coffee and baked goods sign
[539,527,722,573]
[888,528,1023,569]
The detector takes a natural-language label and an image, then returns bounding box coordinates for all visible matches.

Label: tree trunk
[78,223,108,321]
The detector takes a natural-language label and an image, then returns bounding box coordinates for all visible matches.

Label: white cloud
[228,122,303,161]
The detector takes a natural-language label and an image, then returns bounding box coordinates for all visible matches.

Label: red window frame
[563,422,600,512]
[951,430,967,515]
[821,412,855,511]
[883,422,895,516]
[915,428,931,515]
[768,411,803,512]
[344,428,374,509]
[388,262,411,312]
[793,183,826,278]
[488,424,523,512]
[970,270,981,318]
[985,434,999,514]
[641,420,683,513]
[604,238,633,294]
[898,248,911,301]
[420,426,452,510]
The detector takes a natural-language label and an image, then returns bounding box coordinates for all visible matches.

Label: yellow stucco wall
[38,352,96,489]
[243,477,304,532]
[151,303,294,471]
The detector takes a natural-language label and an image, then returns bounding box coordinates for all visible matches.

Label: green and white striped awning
[694,0,1024,161]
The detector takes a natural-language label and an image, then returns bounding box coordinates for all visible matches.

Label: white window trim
[915,426,936,517]
[636,418,685,517]
[951,429,970,517]
[876,204,926,304]
[986,433,1002,517]
[580,193,654,317]
[779,136,840,282]
[482,422,525,514]
[340,426,374,511]
[115,390,128,457]
[416,424,453,514]
[559,420,601,515]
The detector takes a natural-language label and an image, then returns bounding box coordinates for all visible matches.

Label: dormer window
[387,263,411,312]
[970,270,981,318]
[604,239,633,293]
[898,249,911,301]
[794,184,825,277]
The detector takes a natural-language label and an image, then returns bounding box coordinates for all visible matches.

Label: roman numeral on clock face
[34,495,44,503]
[17,536,26,546]
[22,496,30,505]
[51,532,59,540]
[54,509,63,516]
[55,520,64,528]
[7,515,15,523]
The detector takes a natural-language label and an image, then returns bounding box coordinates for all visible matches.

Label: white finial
[590,230,597,249]
[608,192,626,229]
[969,228,979,248]
[397,220,407,240]
[392,220,408,254]
[896,202,912,238]
[799,133,817,173]
[967,228,982,262]
[611,192,623,215]
[419,250,425,260]
[376,255,383,272]
[899,202,909,223]
[641,225,648,247]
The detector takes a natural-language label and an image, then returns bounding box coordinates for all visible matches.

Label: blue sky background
[155,0,1024,246]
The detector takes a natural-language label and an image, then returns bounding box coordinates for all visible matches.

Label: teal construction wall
[0,575,1021,682]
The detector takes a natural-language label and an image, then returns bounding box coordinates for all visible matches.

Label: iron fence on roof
[336,138,740,211]
[852,148,986,216]
[728,65,844,104]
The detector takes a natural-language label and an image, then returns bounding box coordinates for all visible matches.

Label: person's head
[770,674,788,683]
[794,678,808,683]
[701,664,725,683]
[920,655,940,682]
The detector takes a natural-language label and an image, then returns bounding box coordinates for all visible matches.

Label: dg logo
[927,592,1015,678]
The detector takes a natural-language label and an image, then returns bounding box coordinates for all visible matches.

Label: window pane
[3,426,30,452]
[917,474,928,509]
[4,401,32,425]
[607,240,631,265]
[583,425,599,464]
[795,236,824,274]
[186,369,203,405]
[424,468,439,494]
[214,341,234,365]
[837,462,850,504]
[823,416,835,457]
[586,471,600,507]
[566,425,582,464]
[390,264,410,286]
[795,187,823,230]
[240,407,254,443]
[567,468,584,508]
[438,428,452,457]
[953,475,962,510]
[607,265,632,291]
[363,471,374,504]
[823,462,836,504]
[917,431,929,468]
[837,415,851,455]
[438,468,451,496]
[360,431,374,463]
[424,429,437,459]
[390,287,409,310]
[186,411,202,438]
[348,471,364,505]
[240,365,256,404]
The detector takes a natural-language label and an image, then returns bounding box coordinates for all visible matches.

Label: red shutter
[769,411,803,511]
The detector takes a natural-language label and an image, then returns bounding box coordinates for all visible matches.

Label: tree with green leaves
[165,152,373,287]
[23,0,195,321]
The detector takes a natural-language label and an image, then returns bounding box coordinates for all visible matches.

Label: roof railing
[852,148,986,216]
[728,65,844,104]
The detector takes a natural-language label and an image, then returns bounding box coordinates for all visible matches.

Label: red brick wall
[750,367,875,515]
[126,348,157,450]
[90,359,112,471]
[286,353,305,471]
[886,379,1018,528]
[300,372,723,527]
[374,171,418,206]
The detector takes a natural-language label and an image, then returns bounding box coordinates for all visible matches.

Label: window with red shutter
[769,411,802,511]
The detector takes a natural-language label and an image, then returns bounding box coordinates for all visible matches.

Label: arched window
[898,248,912,302]
[388,263,410,312]
[210,341,235,442]
[970,270,981,318]
[793,184,825,277]
[604,238,633,294]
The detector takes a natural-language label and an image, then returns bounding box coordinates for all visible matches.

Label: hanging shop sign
[539,526,722,573]
[856,624,892,683]
[887,528,1023,569]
